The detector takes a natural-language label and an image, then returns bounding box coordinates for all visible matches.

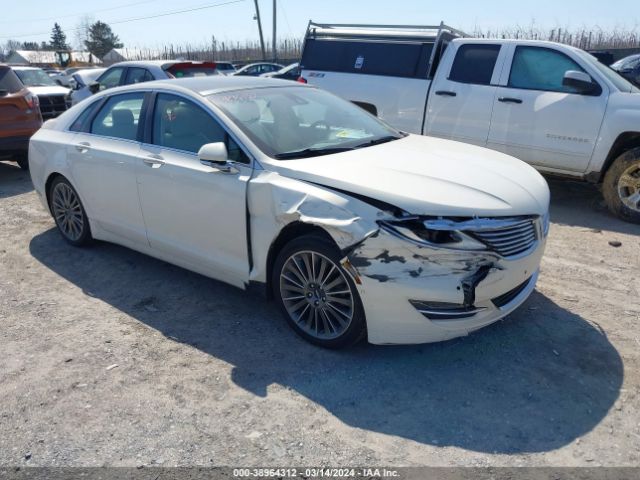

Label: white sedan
[28,77,550,348]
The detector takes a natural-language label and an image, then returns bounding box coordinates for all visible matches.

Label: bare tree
[74,15,94,51]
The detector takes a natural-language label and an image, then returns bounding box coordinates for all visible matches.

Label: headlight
[378,219,487,251]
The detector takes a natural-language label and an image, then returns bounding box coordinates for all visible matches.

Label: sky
[0,0,637,49]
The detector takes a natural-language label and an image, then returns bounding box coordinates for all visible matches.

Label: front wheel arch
[265,222,338,299]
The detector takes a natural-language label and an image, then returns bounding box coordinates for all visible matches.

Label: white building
[6,50,101,66]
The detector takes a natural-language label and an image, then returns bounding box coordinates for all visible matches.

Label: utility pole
[253,0,266,61]
[272,0,277,62]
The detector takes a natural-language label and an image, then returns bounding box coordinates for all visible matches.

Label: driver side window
[152,93,249,162]
[98,67,125,90]
[509,46,589,94]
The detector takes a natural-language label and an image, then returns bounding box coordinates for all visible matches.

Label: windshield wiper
[274,146,355,160]
[353,135,402,149]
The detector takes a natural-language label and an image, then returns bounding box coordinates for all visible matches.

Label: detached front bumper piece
[345,221,546,345]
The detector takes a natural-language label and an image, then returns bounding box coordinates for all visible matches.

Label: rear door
[487,45,607,172]
[68,92,148,244]
[424,42,505,146]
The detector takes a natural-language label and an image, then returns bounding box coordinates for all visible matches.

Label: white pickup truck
[300,22,640,223]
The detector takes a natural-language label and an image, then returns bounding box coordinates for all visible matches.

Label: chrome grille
[469,218,538,258]
[37,94,68,119]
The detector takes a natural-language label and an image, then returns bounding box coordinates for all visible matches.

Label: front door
[487,45,607,172]
[136,92,252,287]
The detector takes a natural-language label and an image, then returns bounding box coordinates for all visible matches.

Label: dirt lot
[0,160,639,467]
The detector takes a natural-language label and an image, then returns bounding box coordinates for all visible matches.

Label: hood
[266,135,550,218]
[27,85,70,96]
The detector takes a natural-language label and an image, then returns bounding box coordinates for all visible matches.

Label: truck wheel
[15,154,29,171]
[603,148,640,224]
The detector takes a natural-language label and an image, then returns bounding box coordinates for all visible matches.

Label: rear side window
[301,38,434,79]
[449,44,501,85]
[125,68,153,85]
[91,93,145,141]
[509,46,587,93]
[0,67,24,93]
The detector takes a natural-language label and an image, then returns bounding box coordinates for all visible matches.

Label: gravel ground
[0,160,639,467]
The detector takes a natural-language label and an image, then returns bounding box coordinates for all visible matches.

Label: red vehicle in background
[0,64,42,170]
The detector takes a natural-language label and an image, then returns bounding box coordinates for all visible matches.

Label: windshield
[208,86,403,159]
[612,55,640,70]
[577,51,639,93]
[15,68,58,87]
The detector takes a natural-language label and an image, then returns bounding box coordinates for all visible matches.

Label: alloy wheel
[618,163,640,213]
[279,251,354,340]
[51,182,85,242]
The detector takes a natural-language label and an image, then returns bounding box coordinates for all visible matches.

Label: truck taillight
[297,76,307,84]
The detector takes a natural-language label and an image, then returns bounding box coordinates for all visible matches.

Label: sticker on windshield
[335,129,370,139]
[354,55,364,69]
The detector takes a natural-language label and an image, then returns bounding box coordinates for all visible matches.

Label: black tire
[602,147,640,224]
[15,153,29,171]
[48,176,93,246]
[272,234,367,349]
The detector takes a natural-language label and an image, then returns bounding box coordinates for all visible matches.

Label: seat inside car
[109,108,137,141]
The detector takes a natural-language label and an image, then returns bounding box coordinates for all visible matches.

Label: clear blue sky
[0,0,637,48]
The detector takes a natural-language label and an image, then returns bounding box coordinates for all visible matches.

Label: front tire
[603,148,640,224]
[272,234,366,349]
[48,176,93,246]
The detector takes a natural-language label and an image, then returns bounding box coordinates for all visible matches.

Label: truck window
[448,44,501,85]
[508,46,587,94]
[301,38,434,79]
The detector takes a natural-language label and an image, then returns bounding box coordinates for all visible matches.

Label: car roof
[9,66,43,71]
[106,60,214,69]
[105,75,303,97]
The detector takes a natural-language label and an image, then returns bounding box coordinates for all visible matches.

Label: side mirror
[563,70,600,95]
[88,82,101,94]
[198,142,237,173]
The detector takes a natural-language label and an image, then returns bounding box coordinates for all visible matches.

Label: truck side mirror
[88,82,101,94]
[563,71,600,95]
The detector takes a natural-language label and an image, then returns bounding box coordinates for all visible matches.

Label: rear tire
[272,234,366,349]
[48,176,93,246]
[602,148,640,224]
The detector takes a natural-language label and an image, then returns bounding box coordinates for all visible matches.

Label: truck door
[424,42,505,146]
[486,45,608,173]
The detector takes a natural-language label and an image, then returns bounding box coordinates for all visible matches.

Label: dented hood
[267,134,550,217]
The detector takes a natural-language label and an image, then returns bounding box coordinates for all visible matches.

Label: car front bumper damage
[342,226,545,345]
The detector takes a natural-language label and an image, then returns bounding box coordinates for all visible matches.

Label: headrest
[233,101,260,123]
[112,109,134,126]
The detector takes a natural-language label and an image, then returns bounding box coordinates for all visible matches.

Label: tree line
[0,21,123,60]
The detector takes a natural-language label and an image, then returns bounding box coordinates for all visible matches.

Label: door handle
[435,91,457,97]
[142,154,165,168]
[498,97,523,104]
[75,142,91,152]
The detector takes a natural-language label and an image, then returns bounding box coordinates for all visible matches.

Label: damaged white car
[28,77,550,348]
